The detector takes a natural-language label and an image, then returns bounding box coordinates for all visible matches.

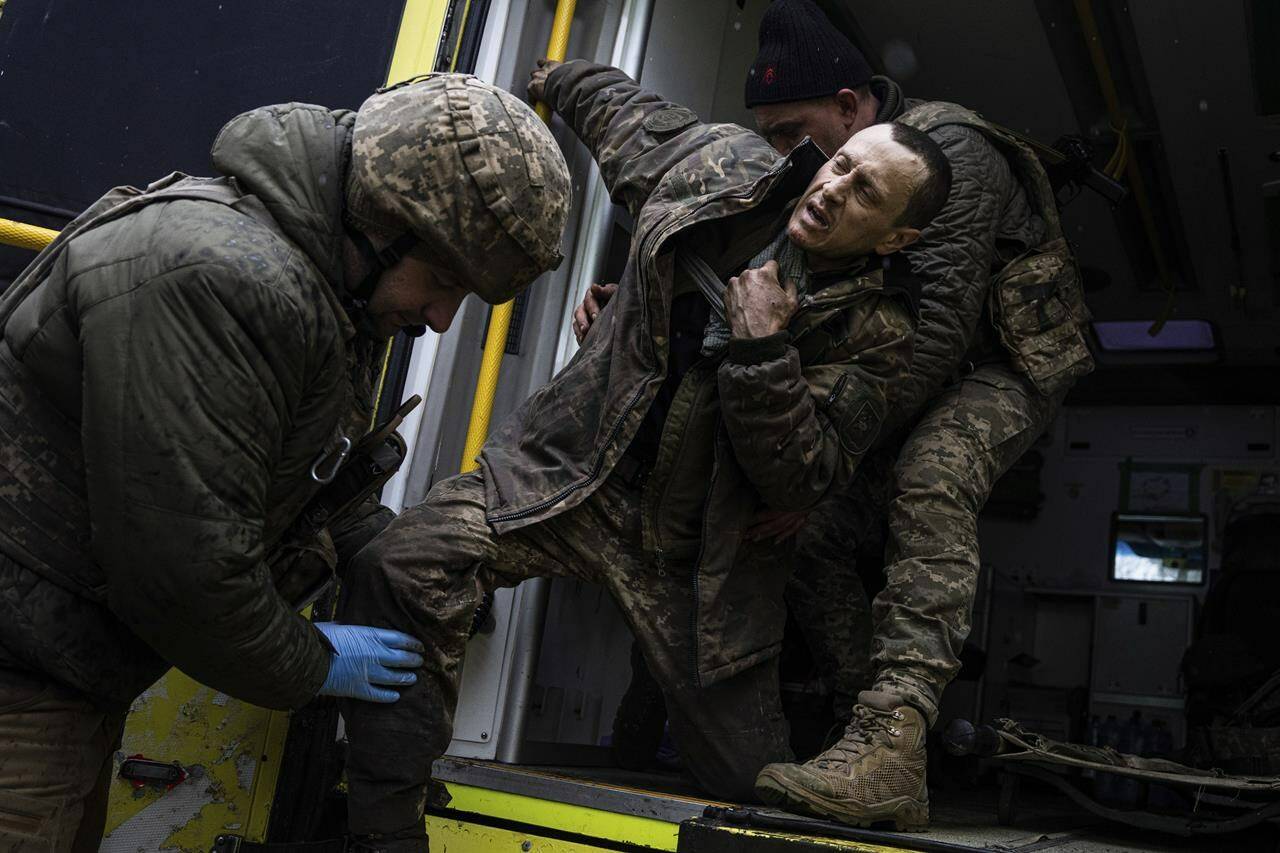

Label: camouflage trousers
[340,470,793,836]
[785,453,893,714]
[790,363,1063,725]
[0,667,126,853]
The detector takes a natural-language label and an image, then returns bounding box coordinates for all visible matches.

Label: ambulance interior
[384,1,1280,848]
[1,0,1278,850]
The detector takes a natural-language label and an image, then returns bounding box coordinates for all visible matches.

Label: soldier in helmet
[0,74,570,853]
[337,56,954,850]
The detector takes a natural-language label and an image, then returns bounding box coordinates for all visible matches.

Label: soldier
[337,58,953,851]
[0,75,570,853]
[740,0,1094,831]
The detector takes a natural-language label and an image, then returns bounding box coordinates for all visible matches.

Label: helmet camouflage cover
[346,74,571,304]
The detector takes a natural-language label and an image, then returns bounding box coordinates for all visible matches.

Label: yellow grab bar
[0,217,58,251]
[458,0,577,474]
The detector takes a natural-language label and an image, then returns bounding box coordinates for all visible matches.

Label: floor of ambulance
[434,757,1272,852]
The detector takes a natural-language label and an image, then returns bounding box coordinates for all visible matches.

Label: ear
[873,226,921,255]
[833,88,860,127]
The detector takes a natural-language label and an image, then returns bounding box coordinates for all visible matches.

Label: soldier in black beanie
[736,0,1094,833]
[745,0,876,156]
[566,0,1092,831]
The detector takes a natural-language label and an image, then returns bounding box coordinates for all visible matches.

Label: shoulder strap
[880,252,921,319]
[897,101,1064,240]
[0,174,265,328]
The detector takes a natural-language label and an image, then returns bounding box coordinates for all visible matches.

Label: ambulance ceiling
[814,0,1279,399]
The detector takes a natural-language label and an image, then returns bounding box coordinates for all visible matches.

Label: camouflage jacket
[0,104,390,709]
[868,77,1048,434]
[480,62,916,685]
[895,97,1093,399]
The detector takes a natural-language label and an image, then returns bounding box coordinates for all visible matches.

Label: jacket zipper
[688,416,722,689]
[643,358,716,564]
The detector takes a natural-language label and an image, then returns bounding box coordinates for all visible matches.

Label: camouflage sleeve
[544,60,742,220]
[716,295,915,511]
[80,261,333,711]
[890,125,1023,426]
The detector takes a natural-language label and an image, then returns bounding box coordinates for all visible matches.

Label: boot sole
[755,769,929,832]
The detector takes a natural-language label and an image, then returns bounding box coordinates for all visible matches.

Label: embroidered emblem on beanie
[744,0,873,108]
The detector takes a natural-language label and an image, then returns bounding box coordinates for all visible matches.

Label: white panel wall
[975,405,1280,728]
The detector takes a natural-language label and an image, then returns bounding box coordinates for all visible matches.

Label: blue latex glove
[314,622,425,703]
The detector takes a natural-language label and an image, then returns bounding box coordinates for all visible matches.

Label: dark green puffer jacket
[0,103,388,710]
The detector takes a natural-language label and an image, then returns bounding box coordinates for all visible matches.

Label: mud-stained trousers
[784,452,892,715]
[790,363,1064,726]
[0,668,126,853]
[340,471,793,837]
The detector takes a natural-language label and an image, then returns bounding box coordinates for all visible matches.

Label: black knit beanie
[745,0,874,108]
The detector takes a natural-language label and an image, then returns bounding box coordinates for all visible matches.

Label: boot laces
[812,702,895,770]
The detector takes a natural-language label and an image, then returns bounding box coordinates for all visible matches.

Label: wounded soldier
[336,58,952,851]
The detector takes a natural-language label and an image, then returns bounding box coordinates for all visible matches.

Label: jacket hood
[210,103,355,289]
[870,75,905,123]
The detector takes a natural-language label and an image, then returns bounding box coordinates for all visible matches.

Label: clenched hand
[725,260,798,339]
[573,282,617,344]
[527,58,563,104]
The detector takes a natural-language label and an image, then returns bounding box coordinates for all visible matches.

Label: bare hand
[527,58,563,104]
[573,283,617,344]
[745,508,810,543]
[725,260,798,339]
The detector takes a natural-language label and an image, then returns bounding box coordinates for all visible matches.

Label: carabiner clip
[309,436,352,484]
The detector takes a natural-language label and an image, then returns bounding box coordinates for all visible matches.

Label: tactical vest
[897,102,1095,397]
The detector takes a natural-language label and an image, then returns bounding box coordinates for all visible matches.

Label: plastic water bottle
[1083,716,1101,779]
[1148,720,1180,808]
[1094,715,1121,803]
[1151,719,1174,757]
[1114,712,1145,807]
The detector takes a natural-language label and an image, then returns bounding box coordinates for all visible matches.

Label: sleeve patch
[838,398,883,456]
[643,106,699,135]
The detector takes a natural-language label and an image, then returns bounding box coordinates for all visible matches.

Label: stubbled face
[786,123,925,264]
[365,252,469,340]
[754,96,863,157]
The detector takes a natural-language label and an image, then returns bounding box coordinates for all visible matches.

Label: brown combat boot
[755,690,929,831]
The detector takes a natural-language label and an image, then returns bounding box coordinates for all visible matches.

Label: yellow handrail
[458,0,577,473]
[0,217,58,251]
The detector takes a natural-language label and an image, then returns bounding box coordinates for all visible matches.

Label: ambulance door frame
[382,0,657,764]
[380,0,514,514]
[549,0,654,376]
[481,0,655,767]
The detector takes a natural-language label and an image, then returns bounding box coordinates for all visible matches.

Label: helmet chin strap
[342,217,427,338]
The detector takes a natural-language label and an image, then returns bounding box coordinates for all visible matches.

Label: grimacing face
[786,123,926,264]
[364,249,469,340]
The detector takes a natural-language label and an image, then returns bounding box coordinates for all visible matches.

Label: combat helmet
[345,73,571,305]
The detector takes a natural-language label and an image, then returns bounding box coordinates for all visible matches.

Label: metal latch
[118,754,188,790]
